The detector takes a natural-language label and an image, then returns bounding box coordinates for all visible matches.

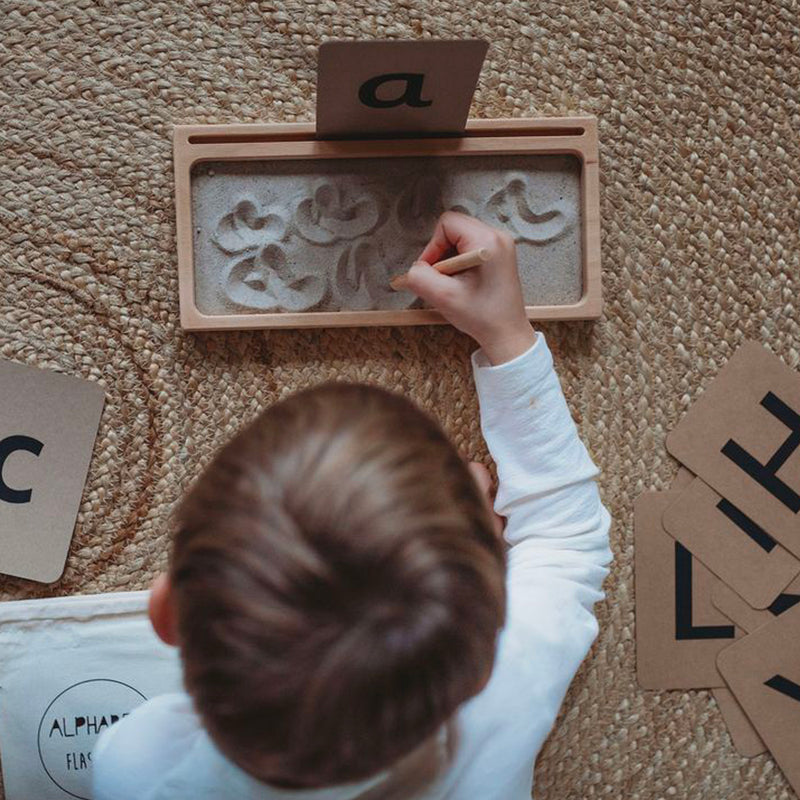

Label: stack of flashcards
[636,342,800,790]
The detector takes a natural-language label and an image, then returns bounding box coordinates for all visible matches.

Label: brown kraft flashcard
[713,576,800,634]
[666,341,800,558]
[673,465,695,490]
[316,39,488,138]
[663,477,800,609]
[717,603,800,795]
[712,688,766,758]
[0,360,105,582]
[635,492,741,689]
[707,555,769,758]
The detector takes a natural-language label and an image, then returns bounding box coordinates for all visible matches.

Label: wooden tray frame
[174,116,601,330]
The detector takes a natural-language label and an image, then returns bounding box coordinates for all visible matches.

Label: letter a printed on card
[316,39,488,138]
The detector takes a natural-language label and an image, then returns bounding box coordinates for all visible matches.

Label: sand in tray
[191,154,583,314]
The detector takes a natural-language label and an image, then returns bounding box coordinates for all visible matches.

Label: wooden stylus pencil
[390,248,491,291]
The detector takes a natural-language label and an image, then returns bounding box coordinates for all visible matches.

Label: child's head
[154,383,506,788]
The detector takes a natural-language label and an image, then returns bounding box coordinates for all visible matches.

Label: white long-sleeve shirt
[93,335,612,800]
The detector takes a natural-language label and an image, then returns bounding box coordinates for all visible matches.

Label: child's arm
[406,212,609,560]
[406,212,611,710]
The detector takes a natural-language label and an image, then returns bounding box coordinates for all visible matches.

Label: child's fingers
[404,260,464,309]
[417,211,477,265]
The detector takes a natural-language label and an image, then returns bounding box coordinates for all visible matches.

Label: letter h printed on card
[666,342,800,569]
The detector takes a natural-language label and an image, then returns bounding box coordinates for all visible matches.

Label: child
[93,212,611,800]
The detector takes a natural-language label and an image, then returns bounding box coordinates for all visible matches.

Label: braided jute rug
[2,1,799,798]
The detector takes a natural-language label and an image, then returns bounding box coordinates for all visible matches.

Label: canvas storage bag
[0,590,182,800]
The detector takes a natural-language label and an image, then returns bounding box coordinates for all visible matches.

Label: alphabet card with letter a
[0,359,104,583]
[316,39,488,137]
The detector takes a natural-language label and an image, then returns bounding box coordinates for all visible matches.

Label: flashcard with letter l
[316,39,488,138]
[718,603,800,795]
[663,477,800,609]
[0,359,105,582]
[635,491,741,690]
[666,341,800,558]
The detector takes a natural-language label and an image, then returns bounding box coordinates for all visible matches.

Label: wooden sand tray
[174,116,601,331]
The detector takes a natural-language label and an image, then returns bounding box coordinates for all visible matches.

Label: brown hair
[170,383,506,788]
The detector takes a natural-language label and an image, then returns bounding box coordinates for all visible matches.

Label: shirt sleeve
[435,337,612,798]
[472,333,611,558]
[471,332,612,694]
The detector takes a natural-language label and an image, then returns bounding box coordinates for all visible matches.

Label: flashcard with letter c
[0,359,105,582]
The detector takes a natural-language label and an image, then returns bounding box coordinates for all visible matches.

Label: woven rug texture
[2,1,800,798]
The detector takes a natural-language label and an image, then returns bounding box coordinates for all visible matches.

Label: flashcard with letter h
[667,342,800,558]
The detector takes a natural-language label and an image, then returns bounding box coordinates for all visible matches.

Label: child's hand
[405,212,537,365]
[468,461,505,537]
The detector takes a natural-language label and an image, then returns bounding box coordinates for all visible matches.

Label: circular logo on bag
[37,679,147,799]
